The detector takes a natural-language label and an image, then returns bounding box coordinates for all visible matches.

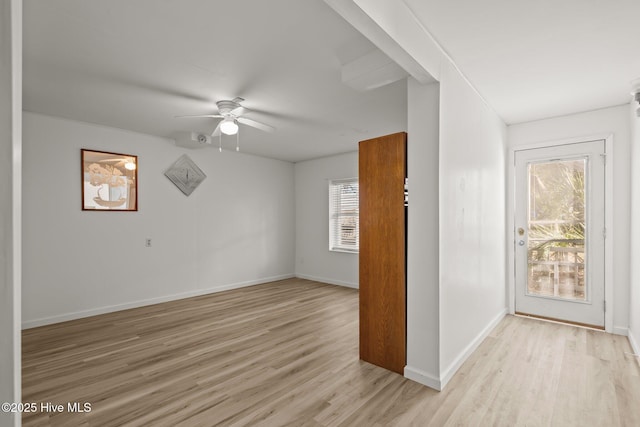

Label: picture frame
[164,154,206,196]
[81,149,138,211]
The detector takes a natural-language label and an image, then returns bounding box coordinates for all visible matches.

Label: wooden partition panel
[358,132,407,374]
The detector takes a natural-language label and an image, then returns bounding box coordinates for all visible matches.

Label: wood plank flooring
[22,278,640,426]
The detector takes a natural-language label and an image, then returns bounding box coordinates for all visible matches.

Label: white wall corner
[612,326,628,336]
[404,365,442,391]
[629,89,640,364]
[628,329,640,356]
[323,0,435,84]
[406,77,440,389]
[439,309,507,390]
[1,1,22,426]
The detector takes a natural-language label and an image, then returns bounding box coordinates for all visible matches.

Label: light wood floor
[22,278,640,426]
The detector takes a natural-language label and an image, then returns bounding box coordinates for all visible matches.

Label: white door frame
[507,134,614,333]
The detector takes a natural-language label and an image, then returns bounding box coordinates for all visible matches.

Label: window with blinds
[329,178,359,253]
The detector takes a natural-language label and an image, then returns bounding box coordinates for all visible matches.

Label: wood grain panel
[358,132,407,374]
[21,281,640,426]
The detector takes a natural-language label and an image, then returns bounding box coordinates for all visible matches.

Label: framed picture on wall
[81,149,138,211]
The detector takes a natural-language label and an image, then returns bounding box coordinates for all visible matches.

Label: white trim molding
[439,309,507,390]
[507,134,614,333]
[604,135,614,334]
[22,274,295,329]
[295,274,358,289]
[629,329,640,356]
[404,365,442,391]
[405,310,508,392]
[612,326,629,336]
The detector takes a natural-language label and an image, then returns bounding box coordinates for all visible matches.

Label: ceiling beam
[324,0,436,84]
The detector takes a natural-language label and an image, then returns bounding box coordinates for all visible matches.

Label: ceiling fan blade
[231,97,245,104]
[175,114,224,119]
[230,106,247,116]
[211,122,222,137]
[237,117,275,133]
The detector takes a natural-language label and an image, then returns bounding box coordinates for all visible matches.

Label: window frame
[328,178,359,253]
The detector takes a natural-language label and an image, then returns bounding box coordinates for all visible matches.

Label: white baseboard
[629,329,640,356]
[22,274,294,329]
[295,273,358,289]
[404,365,441,391]
[612,326,629,336]
[439,308,507,390]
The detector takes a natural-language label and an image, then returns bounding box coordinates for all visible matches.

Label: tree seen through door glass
[527,159,586,301]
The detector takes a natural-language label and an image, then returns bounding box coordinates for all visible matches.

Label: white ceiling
[24,1,640,162]
[404,0,640,124]
[23,0,408,162]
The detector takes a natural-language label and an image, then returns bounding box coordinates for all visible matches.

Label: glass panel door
[514,140,605,328]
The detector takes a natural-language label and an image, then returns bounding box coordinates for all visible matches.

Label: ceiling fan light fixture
[220,118,239,135]
[124,161,136,171]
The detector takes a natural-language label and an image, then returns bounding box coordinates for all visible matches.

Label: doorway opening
[513,140,607,329]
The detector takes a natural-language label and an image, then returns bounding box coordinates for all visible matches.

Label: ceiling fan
[176,97,275,151]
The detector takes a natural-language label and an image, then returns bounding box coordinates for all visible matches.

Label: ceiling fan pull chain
[236,132,240,152]
[219,133,222,152]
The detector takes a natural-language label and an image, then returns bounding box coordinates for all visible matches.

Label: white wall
[0,0,21,425]
[405,65,508,392]
[508,105,631,335]
[294,152,358,287]
[404,79,440,388]
[1,0,21,425]
[22,112,295,327]
[629,101,640,354]
[438,60,508,387]
[329,0,508,391]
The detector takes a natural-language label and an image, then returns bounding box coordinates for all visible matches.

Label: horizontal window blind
[329,178,359,252]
